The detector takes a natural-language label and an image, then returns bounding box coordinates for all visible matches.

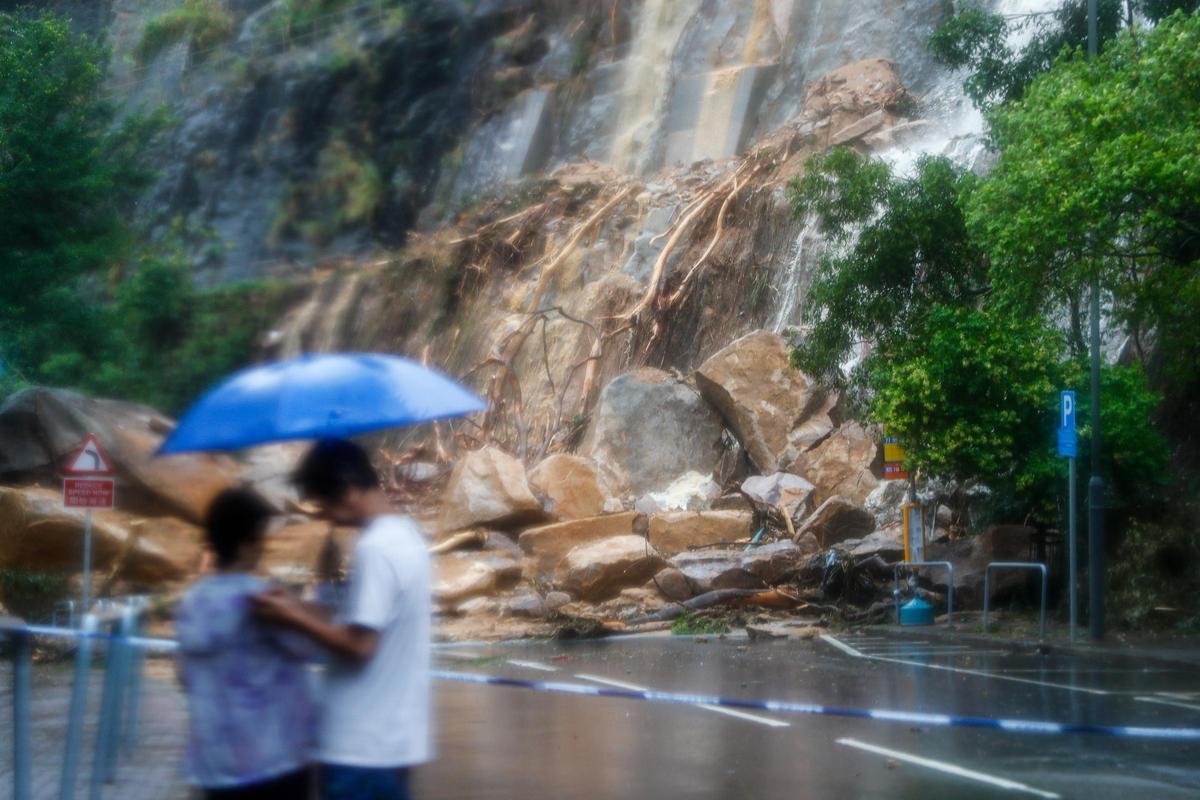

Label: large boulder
[554,535,667,601]
[518,512,644,580]
[848,526,905,561]
[695,330,835,472]
[927,524,1037,608]
[434,552,522,605]
[0,486,188,584]
[0,388,239,524]
[795,496,875,549]
[527,454,612,521]
[788,421,879,505]
[670,541,803,593]
[647,510,753,557]
[586,369,727,496]
[439,446,545,532]
[741,473,816,521]
[864,479,909,528]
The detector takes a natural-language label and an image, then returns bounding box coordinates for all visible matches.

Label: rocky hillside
[1,0,1069,633]
[41,0,1009,283]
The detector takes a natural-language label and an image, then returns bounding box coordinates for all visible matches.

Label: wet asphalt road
[415,631,1200,800]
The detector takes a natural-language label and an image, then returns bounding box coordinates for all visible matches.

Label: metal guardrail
[2,598,149,800]
[892,561,954,626]
[983,562,1048,640]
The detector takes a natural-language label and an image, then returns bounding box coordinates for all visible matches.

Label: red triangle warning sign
[65,434,114,475]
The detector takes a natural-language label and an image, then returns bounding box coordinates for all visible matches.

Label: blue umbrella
[157,353,486,455]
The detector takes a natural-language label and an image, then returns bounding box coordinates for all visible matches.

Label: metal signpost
[63,434,115,622]
[1058,391,1078,641]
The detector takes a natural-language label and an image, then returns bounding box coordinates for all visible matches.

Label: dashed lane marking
[576,674,790,728]
[837,738,1061,799]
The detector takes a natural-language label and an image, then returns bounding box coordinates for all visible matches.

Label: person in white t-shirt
[253,439,432,800]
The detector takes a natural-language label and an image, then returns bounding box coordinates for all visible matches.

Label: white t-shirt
[317,514,433,767]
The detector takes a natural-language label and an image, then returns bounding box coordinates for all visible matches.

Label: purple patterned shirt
[176,574,316,788]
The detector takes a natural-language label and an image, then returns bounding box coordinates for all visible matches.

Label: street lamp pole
[1086,0,1106,641]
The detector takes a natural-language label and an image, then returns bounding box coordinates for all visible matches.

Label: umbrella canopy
[158,353,485,455]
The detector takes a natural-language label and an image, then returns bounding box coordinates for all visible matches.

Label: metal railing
[983,562,1048,640]
[892,561,954,626]
[3,597,150,800]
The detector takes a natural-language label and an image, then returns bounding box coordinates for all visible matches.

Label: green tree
[0,11,162,386]
[788,150,989,385]
[967,11,1200,384]
[788,148,1166,522]
[928,0,1126,110]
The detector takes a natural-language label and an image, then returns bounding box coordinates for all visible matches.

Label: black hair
[292,438,379,504]
[204,488,273,568]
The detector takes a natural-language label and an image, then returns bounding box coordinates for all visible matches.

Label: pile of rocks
[430,329,917,628]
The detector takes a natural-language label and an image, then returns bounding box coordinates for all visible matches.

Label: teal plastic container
[899,597,935,626]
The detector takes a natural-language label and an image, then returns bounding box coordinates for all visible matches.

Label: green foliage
[269,0,406,45]
[0,570,71,623]
[271,137,384,246]
[787,149,1167,522]
[928,1,1126,110]
[0,12,283,414]
[789,150,989,386]
[968,12,1200,383]
[97,259,292,413]
[135,0,236,64]
[0,11,166,392]
[862,306,1064,518]
[1109,518,1200,629]
[670,612,729,636]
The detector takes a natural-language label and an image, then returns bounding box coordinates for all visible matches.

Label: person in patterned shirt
[176,488,318,799]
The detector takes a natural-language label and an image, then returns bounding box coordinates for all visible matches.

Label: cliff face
[53,0,1051,455]
[73,0,993,282]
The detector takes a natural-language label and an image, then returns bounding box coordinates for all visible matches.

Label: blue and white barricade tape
[432,670,1200,740]
[10,624,1200,741]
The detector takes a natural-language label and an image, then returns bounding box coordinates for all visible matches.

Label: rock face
[647,510,753,557]
[864,480,910,528]
[527,454,613,521]
[695,330,834,473]
[848,526,905,561]
[587,369,728,496]
[0,486,187,584]
[518,512,644,581]
[439,446,545,532]
[650,567,694,601]
[796,497,875,549]
[788,422,879,505]
[0,387,239,524]
[670,541,803,594]
[434,552,522,605]
[554,535,667,601]
[741,473,816,521]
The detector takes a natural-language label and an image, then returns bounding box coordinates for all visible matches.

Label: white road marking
[576,674,789,728]
[820,634,867,657]
[1136,695,1200,712]
[506,659,559,673]
[695,704,791,728]
[837,738,1061,799]
[575,674,647,692]
[820,635,1111,696]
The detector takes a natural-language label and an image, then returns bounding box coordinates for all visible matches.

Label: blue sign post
[1059,391,1078,640]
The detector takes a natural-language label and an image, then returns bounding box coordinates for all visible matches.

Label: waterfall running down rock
[609,0,700,174]
[771,215,821,334]
[770,0,1060,333]
[880,0,1061,176]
